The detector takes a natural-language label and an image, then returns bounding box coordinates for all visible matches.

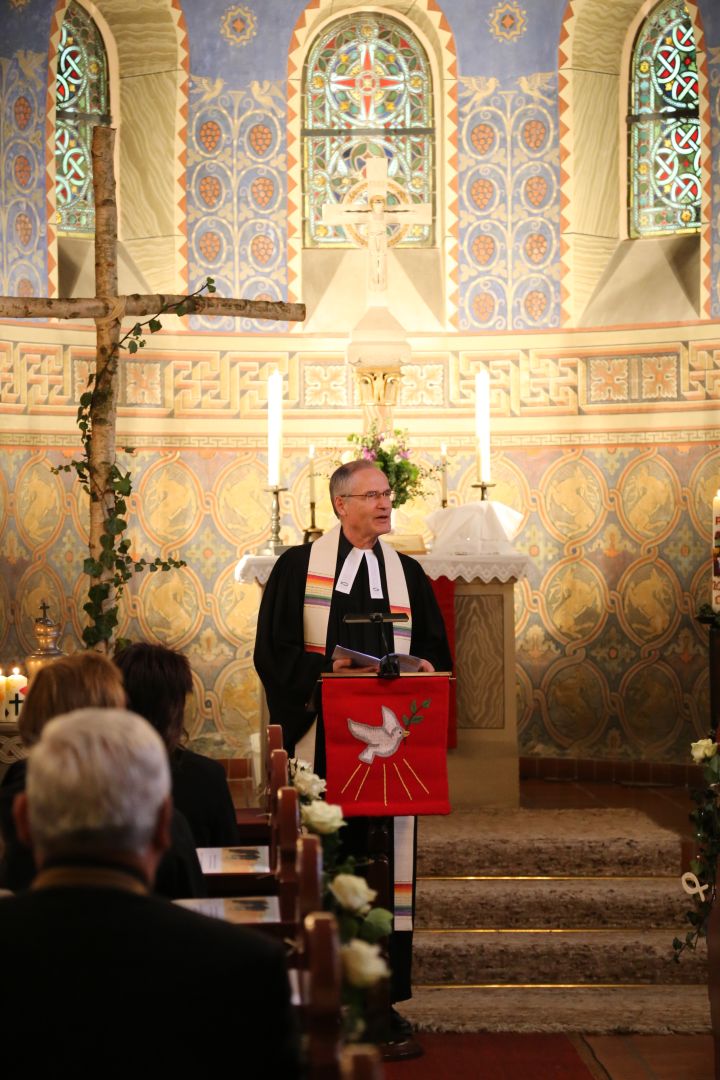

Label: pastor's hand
[417,658,435,672]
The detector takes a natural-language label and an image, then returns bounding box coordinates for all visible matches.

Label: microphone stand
[342,612,410,678]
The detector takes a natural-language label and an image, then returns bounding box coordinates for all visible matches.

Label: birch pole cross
[0,126,305,649]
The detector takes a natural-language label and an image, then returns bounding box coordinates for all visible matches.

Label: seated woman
[114,643,239,847]
[0,652,204,900]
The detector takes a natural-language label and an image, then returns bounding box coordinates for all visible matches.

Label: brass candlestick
[303,501,323,544]
[257,486,292,555]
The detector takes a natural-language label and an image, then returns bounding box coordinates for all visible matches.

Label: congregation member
[0,707,299,1077]
[254,459,452,1026]
[114,642,239,847]
[0,652,203,900]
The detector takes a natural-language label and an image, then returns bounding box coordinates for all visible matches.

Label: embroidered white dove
[347,706,408,764]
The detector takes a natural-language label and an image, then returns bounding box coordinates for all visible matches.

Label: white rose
[341,939,389,988]
[301,801,345,835]
[379,438,394,452]
[691,738,718,764]
[329,873,377,914]
[293,769,327,800]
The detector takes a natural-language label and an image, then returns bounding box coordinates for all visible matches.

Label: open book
[331,644,424,673]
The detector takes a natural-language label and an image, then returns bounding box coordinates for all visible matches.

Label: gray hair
[329,460,382,518]
[26,708,171,857]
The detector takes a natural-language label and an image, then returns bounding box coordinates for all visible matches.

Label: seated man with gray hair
[1,708,299,1077]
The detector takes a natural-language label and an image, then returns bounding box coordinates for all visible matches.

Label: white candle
[0,670,6,720]
[440,443,448,504]
[308,445,316,505]
[712,489,720,613]
[6,667,28,722]
[267,370,283,487]
[475,370,491,483]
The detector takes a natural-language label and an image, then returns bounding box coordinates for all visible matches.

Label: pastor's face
[334,466,392,548]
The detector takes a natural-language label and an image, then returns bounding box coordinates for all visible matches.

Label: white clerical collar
[335,546,383,598]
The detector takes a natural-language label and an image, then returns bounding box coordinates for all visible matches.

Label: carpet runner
[397,808,709,1035]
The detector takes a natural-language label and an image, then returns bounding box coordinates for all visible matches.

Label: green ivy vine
[53,279,216,649]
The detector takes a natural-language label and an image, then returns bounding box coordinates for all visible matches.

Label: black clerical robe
[254,528,451,1001]
[254,529,452,769]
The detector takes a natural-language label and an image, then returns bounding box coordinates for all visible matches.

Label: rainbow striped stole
[302,525,413,655]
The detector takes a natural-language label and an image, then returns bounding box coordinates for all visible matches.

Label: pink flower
[362,448,376,461]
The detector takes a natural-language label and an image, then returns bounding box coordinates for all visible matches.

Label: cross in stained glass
[321,158,431,293]
[330,41,404,123]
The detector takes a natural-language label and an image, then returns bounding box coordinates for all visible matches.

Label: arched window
[302,12,434,248]
[55,1,110,235]
[628,0,700,239]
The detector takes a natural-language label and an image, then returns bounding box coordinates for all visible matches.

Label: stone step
[415,875,689,929]
[398,984,711,1035]
[417,810,683,878]
[412,928,707,986]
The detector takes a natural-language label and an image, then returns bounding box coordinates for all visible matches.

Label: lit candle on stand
[712,489,720,613]
[475,370,491,483]
[308,445,316,505]
[440,443,448,505]
[6,667,28,722]
[267,369,283,487]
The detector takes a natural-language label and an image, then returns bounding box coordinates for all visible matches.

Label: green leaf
[148,318,162,334]
[422,699,431,709]
[128,339,138,354]
[358,906,393,942]
[411,700,417,713]
[175,304,186,317]
[79,392,93,407]
[401,714,409,726]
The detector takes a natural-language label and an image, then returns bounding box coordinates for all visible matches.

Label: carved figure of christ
[321,158,431,294]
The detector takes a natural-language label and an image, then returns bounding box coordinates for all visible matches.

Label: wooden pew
[230,723,286,844]
[302,913,384,1080]
[180,785,303,937]
[197,747,289,898]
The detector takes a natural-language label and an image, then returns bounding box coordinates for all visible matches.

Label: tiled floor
[580,1033,714,1080]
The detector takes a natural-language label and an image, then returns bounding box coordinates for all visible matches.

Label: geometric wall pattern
[187,77,288,333]
[711,54,720,318]
[2,339,720,418]
[457,75,560,330]
[0,438,714,762]
[0,53,47,297]
[2,294,718,770]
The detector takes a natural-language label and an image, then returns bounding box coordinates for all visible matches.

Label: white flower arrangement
[329,873,377,915]
[288,758,327,800]
[300,800,346,835]
[340,939,390,989]
[690,738,717,764]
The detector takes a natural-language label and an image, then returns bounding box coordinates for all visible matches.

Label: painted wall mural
[0,52,47,297]
[457,75,560,331]
[1,329,718,763]
[187,76,288,332]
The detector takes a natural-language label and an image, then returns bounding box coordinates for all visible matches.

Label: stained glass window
[628,0,701,238]
[55,1,110,235]
[303,13,434,247]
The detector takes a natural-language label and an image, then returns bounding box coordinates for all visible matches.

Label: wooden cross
[322,158,431,293]
[0,126,305,641]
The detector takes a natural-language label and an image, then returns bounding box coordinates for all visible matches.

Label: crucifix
[322,157,431,295]
[0,126,305,645]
